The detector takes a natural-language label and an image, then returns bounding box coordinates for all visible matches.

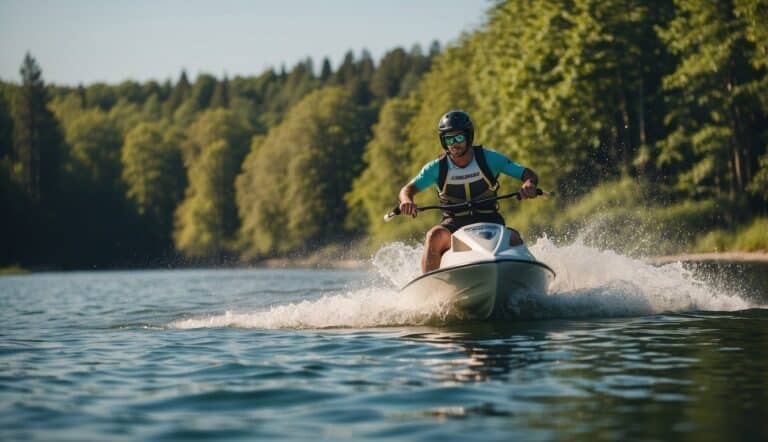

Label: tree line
[1,0,766,269]
[0,44,438,268]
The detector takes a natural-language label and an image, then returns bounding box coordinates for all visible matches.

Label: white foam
[527,235,752,316]
[170,286,455,330]
[169,237,754,330]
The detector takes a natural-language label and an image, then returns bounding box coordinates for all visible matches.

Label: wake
[170,237,754,330]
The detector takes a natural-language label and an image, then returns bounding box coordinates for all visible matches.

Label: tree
[236,86,371,256]
[370,47,409,99]
[142,93,163,121]
[174,139,241,258]
[173,73,219,126]
[10,53,64,203]
[84,83,118,110]
[657,0,766,208]
[64,109,123,188]
[116,80,145,104]
[345,97,418,243]
[181,107,251,165]
[332,51,357,86]
[173,109,251,258]
[122,122,186,238]
[320,57,333,82]
[210,75,230,109]
[107,98,144,133]
[0,84,13,160]
[164,70,191,116]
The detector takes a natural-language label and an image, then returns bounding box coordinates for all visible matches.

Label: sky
[0,0,491,86]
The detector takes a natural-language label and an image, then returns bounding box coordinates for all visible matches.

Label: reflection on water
[400,313,768,440]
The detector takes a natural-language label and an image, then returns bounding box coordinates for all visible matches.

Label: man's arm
[399,159,439,216]
[520,168,538,199]
[398,183,420,217]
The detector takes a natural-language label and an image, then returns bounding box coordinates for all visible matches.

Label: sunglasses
[443,133,467,145]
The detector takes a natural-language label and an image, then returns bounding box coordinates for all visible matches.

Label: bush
[695,218,768,252]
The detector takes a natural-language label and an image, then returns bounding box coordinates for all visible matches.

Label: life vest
[437,145,499,217]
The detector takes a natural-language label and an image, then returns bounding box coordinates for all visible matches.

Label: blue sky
[0,0,491,85]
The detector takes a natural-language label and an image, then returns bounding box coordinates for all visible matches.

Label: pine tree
[164,70,191,115]
[429,40,441,58]
[210,75,230,109]
[0,84,13,160]
[10,53,63,202]
[320,57,333,83]
[333,51,357,85]
[370,47,409,99]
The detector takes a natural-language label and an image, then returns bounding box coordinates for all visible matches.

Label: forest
[1,0,766,270]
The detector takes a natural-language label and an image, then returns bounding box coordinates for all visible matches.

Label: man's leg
[508,228,523,246]
[422,225,452,273]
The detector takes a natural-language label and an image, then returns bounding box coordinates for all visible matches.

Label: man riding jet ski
[397,110,541,273]
[386,110,554,320]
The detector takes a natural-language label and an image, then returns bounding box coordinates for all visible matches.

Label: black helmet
[438,110,474,149]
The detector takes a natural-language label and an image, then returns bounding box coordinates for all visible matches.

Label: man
[398,110,539,273]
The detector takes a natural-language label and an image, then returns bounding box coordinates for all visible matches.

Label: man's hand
[398,183,420,217]
[399,200,418,217]
[520,179,538,199]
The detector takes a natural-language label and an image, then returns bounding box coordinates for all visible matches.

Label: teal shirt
[409,148,527,191]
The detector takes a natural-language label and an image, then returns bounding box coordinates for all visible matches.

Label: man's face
[444,131,469,158]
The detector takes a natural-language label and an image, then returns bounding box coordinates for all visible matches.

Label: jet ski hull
[400,258,555,320]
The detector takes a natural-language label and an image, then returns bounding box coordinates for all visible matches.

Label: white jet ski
[384,191,556,320]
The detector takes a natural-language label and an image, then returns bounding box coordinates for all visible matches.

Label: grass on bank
[0,265,28,275]
[694,217,768,253]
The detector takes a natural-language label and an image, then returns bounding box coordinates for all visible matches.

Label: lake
[2,239,767,441]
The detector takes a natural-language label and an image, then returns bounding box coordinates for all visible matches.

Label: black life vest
[437,145,500,217]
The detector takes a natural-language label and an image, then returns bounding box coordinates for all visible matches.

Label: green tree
[173,74,219,126]
[107,98,144,133]
[345,97,418,243]
[0,157,30,265]
[209,75,230,109]
[49,90,85,129]
[174,139,242,258]
[370,47,409,99]
[0,83,13,160]
[332,51,357,86]
[657,0,766,208]
[467,0,674,200]
[182,108,251,165]
[164,70,191,116]
[64,109,123,187]
[115,80,146,104]
[10,53,64,203]
[122,122,186,238]
[320,57,333,82]
[173,109,251,258]
[142,93,163,121]
[84,82,118,110]
[236,86,370,256]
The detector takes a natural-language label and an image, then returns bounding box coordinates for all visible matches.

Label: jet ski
[384,191,556,320]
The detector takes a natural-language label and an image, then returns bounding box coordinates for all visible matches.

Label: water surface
[2,240,767,441]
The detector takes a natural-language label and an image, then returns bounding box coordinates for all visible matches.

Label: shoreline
[3,251,767,275]
[257,258,370,270]
[646,251,768,265]
[259,251,768,269]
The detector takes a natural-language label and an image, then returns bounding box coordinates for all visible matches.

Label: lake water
[2,238,767,441]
